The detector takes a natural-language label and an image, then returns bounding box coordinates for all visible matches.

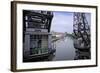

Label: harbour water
[51,36,76,61]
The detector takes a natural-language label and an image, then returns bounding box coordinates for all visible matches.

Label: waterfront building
[23,10,55,61]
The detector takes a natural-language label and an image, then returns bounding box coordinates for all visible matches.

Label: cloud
[50,11,91,33]
[51,12,73,33]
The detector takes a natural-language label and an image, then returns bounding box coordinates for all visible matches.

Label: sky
[50,11,91,33]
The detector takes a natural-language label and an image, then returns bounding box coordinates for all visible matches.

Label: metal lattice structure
[73,13,90,47]
[73,12,91,59]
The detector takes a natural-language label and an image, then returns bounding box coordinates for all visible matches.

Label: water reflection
[51,36,76,61]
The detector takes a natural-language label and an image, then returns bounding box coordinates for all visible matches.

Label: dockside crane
[73,13,91,59]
